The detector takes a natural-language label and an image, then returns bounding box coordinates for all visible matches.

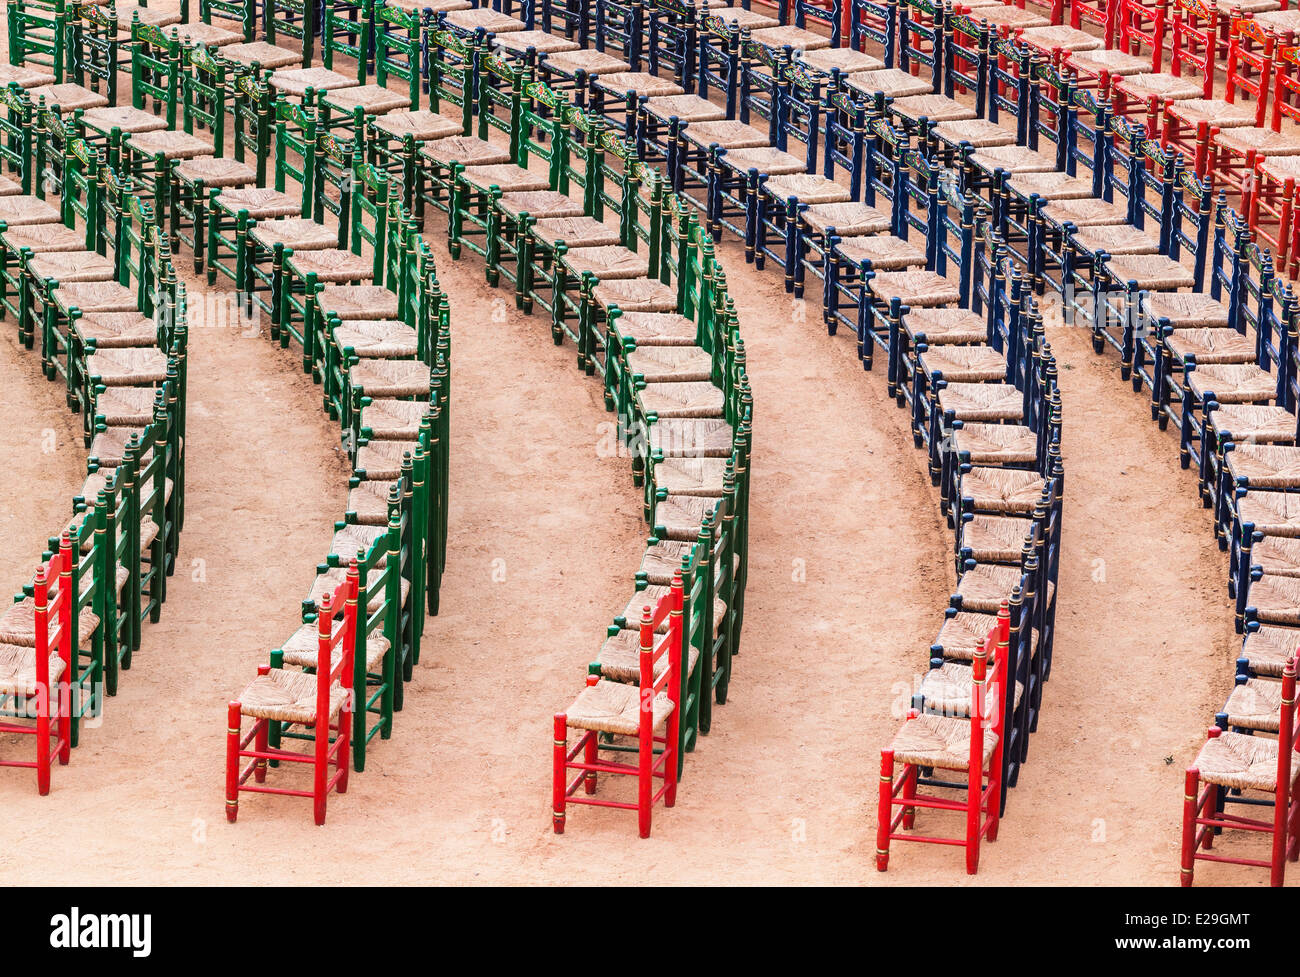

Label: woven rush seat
[1166,98,1259,127]
[248,219,339,250]
[0,644,65,698]
[920,345,1006,383]
[542,50,631,74]
[0,222,89,252]
[648,417,734,457]
[594,276,678,311]
[918,662,1024,717]
[173,156,257,188]
[651,456,729,495]
[328,523,387,564]
[0,64,57,87]
[800,47,885,74]
[1104,253,1196,289]
[956,562,1025,612]
[890,94,977,123]
[619,585,725,635]
[565,679,674,735]
[28,251,116,283]
[51,280,138,313]
[331,319,418,358]
[1063,47,1152,76]
[802,202,891,236]
[682,120,772,149]
[325,85,412,115]
[1019,24,1105,51]
[126,129,216,160]
[626,345,713,382]
[27,83,109,111]
[960,514,1034,562]
[1259,154,1300,184]
[1252,535,1300,577]
[1227,444,1300,488]
[1166,329,1256,366]
[762,173,851,204]
[1040,195,1131,227]
[597,627,700,684]
[1008,171,1107,200]
[643,94,727,122]
[637,380,725,418]
[442,7,527,31]
[320,284,401,319]
[970,144,1059,174]
[113,3,181,26]
[1241,573,1300,623]
[355,439,418,480]
[1187,364,1278,404]
[92,385,156,425]
[238,668,347,725]
[279,622,390,672]
[719,146,807,175]
[349,359,429,397]
[905,306,988,343]
[614,311,698,345]
[712,5,780,28]
[173,21,244,46]
[74,312,156,348]
[931,118,1018,148]
[89,425,152,467]
[638,539,738,585]
[1191,730,1300,792]
[0,597,98,647]
[935,610,1025,660]
[358,398,426,440]
[493,29,581,53]
[384,0,470,9]
[270,67,360,95]
[86,347,168,385]
[869,269,961,306]
[287,248,375,281]
[1141,290,1230,327]
[0,175,24,196]
[347,477,398,526]
[0,195,61,225]
[214,186,303,218]
[459,163,549,192]
[563,245,648,279]
[973,3,1048,24]
[532,215,621,247]
[889,713,997,771]
[939,382,1024,421]
[1209,405,1297,444]
[652,494,717,540]
[592,72,683,97]
[1230,0,1284,11]
[956,423,1045,465]
[960,468,1046,514]
[1239,490,1300,536]
[220,41,309,69]
[749,25,833,50]
[80,106,170,135]
[1252,8,1300,29]
[371,111,464,142]
[1116,72,1204,100]
[496,190,585,219]
[847,68,935,99]
[1213,126,1300,156]
[1242,624,1300,676]
[1071,223,1161,255]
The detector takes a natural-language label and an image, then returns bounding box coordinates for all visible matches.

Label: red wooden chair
[0,535,73,795]
[1163,24,1276,179]
[1169,0,1227,95]
[1117,0,1170,67]
[225,562,357,825]
[1069,0,1120,44]
[1246,152,1300,274]
[553,573,683,838]
[1180,655,1300,886]
[876,602,1009,875]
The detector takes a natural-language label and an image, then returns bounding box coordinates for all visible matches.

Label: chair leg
[552,714,567,835]
[1180,768,1198,887]
[876,750,894,872]
[583,731,598,795]
[225,703,241,824]
[35,684,50,796]
[965,766,981,876]
[638,726,653,840]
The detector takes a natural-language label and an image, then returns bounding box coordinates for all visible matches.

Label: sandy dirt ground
[0,8,1275,885]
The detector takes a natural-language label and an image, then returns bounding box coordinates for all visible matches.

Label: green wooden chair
[7,0,67,80]
[65,2,119,107]
[267,0,318,68]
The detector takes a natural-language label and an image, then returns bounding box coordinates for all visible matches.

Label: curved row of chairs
[0,76,188,794]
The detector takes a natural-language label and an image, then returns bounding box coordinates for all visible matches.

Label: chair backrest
[795,0,843,46]
[737,34,789,138]
[898,0,942,91]
[182,44,229,156]
[1222,16,1274,121]
[1168,0,1219,97]
[967,606,1008,779]
[323,0,374,86]
[232,68,273,186]
[1168,162,1215,286]
[201,0,256,41]
[928,163,977,306]
[778,58,822,167]
[374,0,422,107]
[314,562,359,710]
[0,83,36,195]
[131,22,181,128]
[1116,0,1167,71]
[32,538,73,700]
[531,0,591,42]
[347,161,389,278]
[594,0,645,70]
[428,26,476,136]
[1105,115,1176,243]
[266,0,316,67]
[1028,55,1074,174]
[823,85,867,199]
[477,50,527,158]
[638,572,684,714]
[852,0,898,67]
[1065,83,1110,199]
[273,95,317,216]
[1069,0,1117,44]
[987,32,1031,143]
[944,11,988,114]
[67,1,118,105]
[696,15,741,116]
[8,0,68,76]
[647,0,698,90]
